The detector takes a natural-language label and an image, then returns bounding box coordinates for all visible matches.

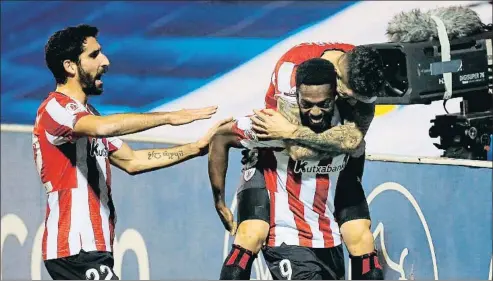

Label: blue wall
[1,131,491,280]
[0,1,355,124]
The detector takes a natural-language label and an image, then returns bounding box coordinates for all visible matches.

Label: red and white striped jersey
[231,108,349,248]
[264,42,355,110]
[32,92,123,260]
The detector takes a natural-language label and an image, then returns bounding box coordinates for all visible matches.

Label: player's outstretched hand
[215,203,237,236]
[167,106,219,126]
[195,117,234,155]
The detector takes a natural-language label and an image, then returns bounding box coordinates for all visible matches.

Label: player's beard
[77,64,103,96]
[299,111,332,133]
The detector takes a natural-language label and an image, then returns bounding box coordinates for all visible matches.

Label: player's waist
[268,225,341,248]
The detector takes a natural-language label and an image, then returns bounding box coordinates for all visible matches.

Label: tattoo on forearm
[148,150,184,160]
[291,125,362,153]
[277,98,301,125]
[287,144,336,161]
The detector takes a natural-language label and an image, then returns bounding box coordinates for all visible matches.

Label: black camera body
[367,30,492,105]
[365,30,493,160]
[429,111,492,160]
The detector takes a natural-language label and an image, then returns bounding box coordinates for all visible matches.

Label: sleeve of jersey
[41,98,91,145]
[231,116,285,149]
[107,137,123,152]
[264,72,277,110]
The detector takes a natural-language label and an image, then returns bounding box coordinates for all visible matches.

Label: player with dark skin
[211,44,385,280]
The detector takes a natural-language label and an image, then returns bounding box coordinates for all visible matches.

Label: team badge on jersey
[243,167,256,181]
[65,102,84,114]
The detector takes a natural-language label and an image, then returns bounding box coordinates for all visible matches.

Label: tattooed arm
[109,142,203,175]
[255,98,374,158]
[287,123,363,153]
[109,118,232,175]
[276,98,363,156]
[274,98,340,160]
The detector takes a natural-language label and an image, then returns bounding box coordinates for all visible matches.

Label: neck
[55,79,88,105]
[321,50,345,76]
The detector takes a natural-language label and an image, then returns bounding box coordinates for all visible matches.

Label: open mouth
[95,73,103,87]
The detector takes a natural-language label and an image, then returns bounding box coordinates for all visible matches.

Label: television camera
[367,29,493,160]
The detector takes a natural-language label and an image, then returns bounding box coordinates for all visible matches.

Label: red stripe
[105,156,112,190]
[226,249,240,266]
[105,158,116,251]
[374,255,382,269]
[314,159,334,247]
[52,92,75,107]
[265,82,277,110]
[238,252,251,270]
[88,184,106,251]
[109,218,115,252]
[106,138,118,153]
[231,122,248,141]
[42,202,50,260]
[267,189,276,247]
[262,151,278,247]
[362,257,371,275]
[286,159,312,247]
[42,109,73,139]
[57,190,72,257]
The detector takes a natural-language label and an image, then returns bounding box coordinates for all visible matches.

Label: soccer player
[210,58,361,279]
[33,24,230,280]
[213,42,385,280]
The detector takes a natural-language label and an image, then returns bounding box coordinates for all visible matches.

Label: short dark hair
[45,24,99,84]
[295,58,337,90]
[345,45,385,97]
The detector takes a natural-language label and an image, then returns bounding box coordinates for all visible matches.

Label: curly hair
[45,24,99,84]
[295,58,337,89]
[345,45,385,98]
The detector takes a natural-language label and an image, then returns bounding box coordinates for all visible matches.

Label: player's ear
[63,60,77,77]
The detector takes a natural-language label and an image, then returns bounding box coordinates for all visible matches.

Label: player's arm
[109,118,232,175]
[252,106,363,156]
[208,121,244,233]
[345,101,375,137]
[208,121,243,209]
[284,141,336,161]
[283,102,374,158]
[209,117,284,233]
[289,101,374,156]
[109,142,201,175]
[287,123,363,153]
[73,106,218,138]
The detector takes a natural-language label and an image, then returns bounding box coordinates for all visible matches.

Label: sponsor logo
[90,139,109,158]
[293,160,346,174]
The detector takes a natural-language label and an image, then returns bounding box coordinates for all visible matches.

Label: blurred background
[1,1,492,280]
[2,0,491,156]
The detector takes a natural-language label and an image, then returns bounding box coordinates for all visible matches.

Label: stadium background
[1,0,492,280]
